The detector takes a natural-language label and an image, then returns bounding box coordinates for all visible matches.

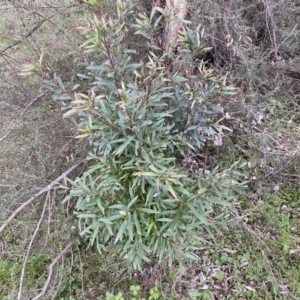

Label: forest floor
[0,1,300,300]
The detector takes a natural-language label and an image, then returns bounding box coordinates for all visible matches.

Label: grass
[44,184,300,299]
[0,1,89,299]
[50,195,300,299]
[0,0,300,299]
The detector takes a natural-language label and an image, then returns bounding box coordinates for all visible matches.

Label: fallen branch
[0,133,9,142]
[0,160,84,234]
[22,91,47,116]
[0,18,47,56]
[18,191,49,300]
[31,241,74,300]
[251,153,300,183]
[0,184,15,188]
[38,118,63,129]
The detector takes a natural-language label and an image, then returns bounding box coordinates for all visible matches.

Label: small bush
[28,2,245,269]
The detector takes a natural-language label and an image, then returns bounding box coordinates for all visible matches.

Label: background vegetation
[0,0,299,299]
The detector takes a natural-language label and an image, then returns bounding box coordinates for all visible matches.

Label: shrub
[27,1,245,269]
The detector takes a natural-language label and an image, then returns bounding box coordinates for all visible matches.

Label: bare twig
[31,241,74,300]
[0,19,47,56]
[30,11,56,26]
[0,184,15,188]
[18,191,49,300]
[6,1,57,26]
[22,92,47,116]
[251,153,300,183]
[38,118,63,129]
[0,133,9,142]
[262,0,278,59]
[0,160,84,234]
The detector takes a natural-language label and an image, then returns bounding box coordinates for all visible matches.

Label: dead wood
[0,160,84,234]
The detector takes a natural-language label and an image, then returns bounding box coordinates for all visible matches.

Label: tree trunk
[162,0,188,52]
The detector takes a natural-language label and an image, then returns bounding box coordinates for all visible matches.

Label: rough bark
[162,0,188,52]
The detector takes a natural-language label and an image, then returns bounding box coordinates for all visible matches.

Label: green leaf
[107,214,124,221]
[189,203,208,225]
[214,271,224,281]
[128,196,138,209]
[114,220,127,243]
[76,213,97,218]
[53,94,72,100]
[72,84,80,90]
[77,73,91,79]
[138,208,159,214]
[183,252,198,261]
[132,172,157,177]
[172,75,187,83]
[119,63,141,73]
[98,218,113,225]
[96,198,105,213]
[110,204,128,210]
[113,136,134,156]
[127,218,134,241]
[63,109,78,118]
[133,212,141,235]
[54,75,64,89]
[91,223,100,245]
[165,181,178,199]
[156,218,173,222]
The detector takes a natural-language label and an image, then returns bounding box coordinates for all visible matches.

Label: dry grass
[0,1,89,298]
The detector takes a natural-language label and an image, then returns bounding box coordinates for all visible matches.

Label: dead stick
[0,160,84,234]
[0,133,9,142]
[31,241,74,300]
[251,154,300,183]
[22,91,47,116]
[18,191,49,300]
[0,184,15,188]
[0,19,47,55]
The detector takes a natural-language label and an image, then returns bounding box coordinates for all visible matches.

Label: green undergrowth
[0,255,51,298]
[53,185,300,299]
